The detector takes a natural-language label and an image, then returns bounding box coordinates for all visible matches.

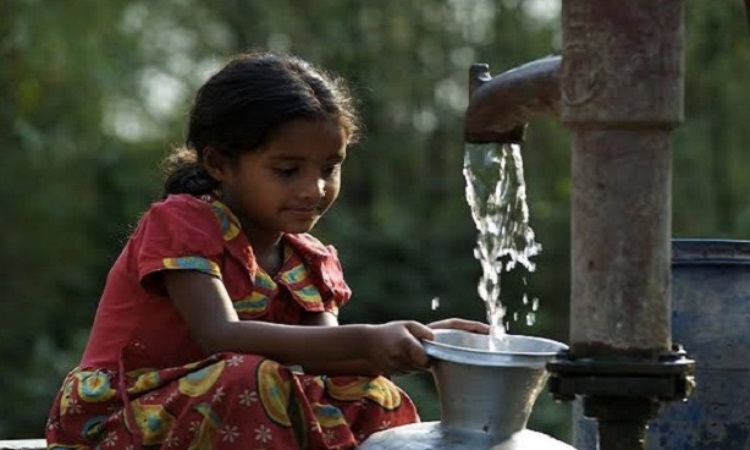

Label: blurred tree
[0,0,167,436]
[674,1,750,236]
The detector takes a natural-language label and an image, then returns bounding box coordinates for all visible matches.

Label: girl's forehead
[260,119,348,158]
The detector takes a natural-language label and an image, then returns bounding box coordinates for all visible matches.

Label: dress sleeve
[133,195,225,295]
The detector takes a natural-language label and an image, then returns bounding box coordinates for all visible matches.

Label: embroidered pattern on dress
[162,257,221,277]
[234,254,324,316]
[208,200,242,241]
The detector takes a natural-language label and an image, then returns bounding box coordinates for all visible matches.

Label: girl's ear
[202,147,230,181]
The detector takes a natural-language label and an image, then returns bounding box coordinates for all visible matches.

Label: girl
[46,51,488,450]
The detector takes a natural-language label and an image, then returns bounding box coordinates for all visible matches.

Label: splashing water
[463,142,541,350]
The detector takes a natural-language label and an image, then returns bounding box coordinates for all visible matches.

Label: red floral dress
[45,194,419,450]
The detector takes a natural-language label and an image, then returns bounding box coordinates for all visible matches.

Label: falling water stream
[463,142,541,350]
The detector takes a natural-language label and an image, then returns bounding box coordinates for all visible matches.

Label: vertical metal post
[558,1,686,448]
[562,0,684,358]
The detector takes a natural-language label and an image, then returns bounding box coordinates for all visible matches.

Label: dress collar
[203,195,333,264]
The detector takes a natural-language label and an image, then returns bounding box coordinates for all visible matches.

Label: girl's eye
[272,167,298,178]
[322,164,341,178]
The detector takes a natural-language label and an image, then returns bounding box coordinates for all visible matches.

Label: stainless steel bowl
[424,329,568,368]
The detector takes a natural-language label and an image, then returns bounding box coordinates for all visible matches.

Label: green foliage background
[1,0,749,443]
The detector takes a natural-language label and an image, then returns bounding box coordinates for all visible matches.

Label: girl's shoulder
[143,194,242,242]
[140,194,207,221]
[147,193,212,214]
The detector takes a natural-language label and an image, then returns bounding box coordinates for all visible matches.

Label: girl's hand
[365,321,435,375]
[426,318,491,335]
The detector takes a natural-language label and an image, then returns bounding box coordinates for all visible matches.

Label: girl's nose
[301,177,326,200]
[316,178,326,197]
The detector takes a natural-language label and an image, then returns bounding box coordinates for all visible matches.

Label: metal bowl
[423,329,568,368]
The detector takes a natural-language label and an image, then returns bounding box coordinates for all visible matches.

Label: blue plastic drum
[574,239,750,449]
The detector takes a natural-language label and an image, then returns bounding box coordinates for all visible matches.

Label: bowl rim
[423,330,569,367]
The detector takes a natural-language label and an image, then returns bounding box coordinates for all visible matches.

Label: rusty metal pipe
[464,55,561,144]
[557,1,688,449]
[563,0,684,358]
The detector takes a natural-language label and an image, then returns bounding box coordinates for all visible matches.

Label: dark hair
[162,51,360,197]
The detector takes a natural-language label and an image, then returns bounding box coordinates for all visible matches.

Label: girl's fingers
[427,318,491,334]
[406,339,430,368]
[405,321,435,341]
[402,322,433,369]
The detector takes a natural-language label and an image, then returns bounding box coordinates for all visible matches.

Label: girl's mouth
[285,207,319,218]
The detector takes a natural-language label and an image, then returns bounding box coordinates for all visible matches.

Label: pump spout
[464,55,561,144]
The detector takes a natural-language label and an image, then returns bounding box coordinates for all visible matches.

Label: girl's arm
[297,313,491,376]
[164,270,432,374]
[298,311,381,376]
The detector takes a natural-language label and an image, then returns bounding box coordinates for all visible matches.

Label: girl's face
[214,119,347,245]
